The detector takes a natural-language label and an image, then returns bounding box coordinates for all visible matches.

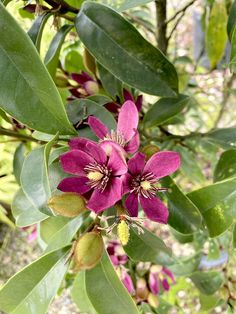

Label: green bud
[142,145,160,160]
[48,192,87,217]
[83,48,96,76]
[55,70,69,88]
[74,231,104,270]
[147,293,159,308]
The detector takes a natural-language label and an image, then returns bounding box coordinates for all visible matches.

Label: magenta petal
[87,177,122,213]
[135,95,143,112]
[149,273,159,295]
[100,140,126,156]
[107,148,127,176]
[117,101,139,142]
[85,142,107,164]
[122,173,132,195]
[140,196,169,223]
[125,132,140,154]
[88,116,109,139]
[162,278,170,291]
[123,89,134,101]
[144,151,181,179]
[121,271,134,294]
[71,71,93,85]
[60,150,94,175]
[28,229,37,243]
[57,177,91,194]
[128,152,146,175]
[69,137,95,151]
[163,268,175,283]
[125,193,139,217]
[110,255,119,266]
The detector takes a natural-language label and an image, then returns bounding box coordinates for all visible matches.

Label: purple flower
[107,240,128,266]
[88,100,139,155]
[123,151,181,223]
[70,71,99,98]
[149,266,175,294]
[22,225,37,243]
[58,140,127,213]
[121,270,135,294]
[123,89,143,112]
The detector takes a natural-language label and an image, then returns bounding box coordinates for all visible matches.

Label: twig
[0,127,39,143]
[155,0,168,54]
[167,11,185,41]
[123,12,155,35]
[166,0,196,24]
[44,0,78,14]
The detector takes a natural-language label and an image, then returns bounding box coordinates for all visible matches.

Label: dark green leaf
[144,95,189,127]
[76,2,178,96]
[28,12,52,52]
[63,50,85,73]
[205,128,236,149]
[0,4,75,135]
[205,0,227,69]
[12,188,48,227]
[20,135,58,216]
[98,0,153,11]
[45,24,73,78]
[227,0,236,39]
[97,62,123,99]
[214,150,236,182]
[190,271,224,295]
[0,247,70,314]
[168,252,202,276]
[85,251,139,314]
[71,272,97,314]
[161,176,202,234]
[188,178,236,237]
[124,227,173,265]
[13,143,26,185]
[87,94,112,105]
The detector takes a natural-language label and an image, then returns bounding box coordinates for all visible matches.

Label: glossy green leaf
[144,95,189,127]
[76,2,178,97]
[0,205,15,228]
[227,0,236,39]
[0,247,70,314]
[85,251,139,314]
[66,99,116,138]
[188,178,236,237]
[124,227,173,265]
[28,12,52,52]
[205,128,236,149]
[97,62,123,99]
[20,135,58,216]
[12,188,48,227]
[63,50,85,73]
[13,143,26,185]
[168,252,202,276]
[171,228,194,244]
[71,272,97,314]
[45,212,89,253]
[190,271,224,295]
[0,4,75,135]
[40,216,70,245]
[45,24,73,78]
[205,0,227,69]
[233,224,236,248]
[214,150,236,182]
[98,0,153,11]
[161,176,202,234]
[88,94,112,105]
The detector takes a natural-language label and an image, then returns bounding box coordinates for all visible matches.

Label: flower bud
[74,231,104,270]
[147,293,159,308]
[83,48,96,76]
[142,145,160,160]
[136,278,149,300]
[48,192,87,217]
[117,220,130,246]
[84,81,99,95]
[55,70,69,87]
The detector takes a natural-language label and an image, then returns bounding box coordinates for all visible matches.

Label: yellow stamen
[87,171,104,181]
[117,220,130,246]
[140,180,152,190]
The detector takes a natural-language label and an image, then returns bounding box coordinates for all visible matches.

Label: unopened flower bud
[48,192,87,217]
[147,293,159,308]
[74,231,104,270]
[136,278,149,300]
[142,145,160,160]
[84,81,99,95]
[55,70,69,87]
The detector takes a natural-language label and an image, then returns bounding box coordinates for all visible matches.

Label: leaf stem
[0,127,39,143]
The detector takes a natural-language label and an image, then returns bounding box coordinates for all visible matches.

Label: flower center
[103,130,126,147]
[131,172,158,198]
[84,163,111,191]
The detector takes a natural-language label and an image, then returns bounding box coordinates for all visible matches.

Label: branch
[0,127,39,143]
[44,0,79,14]
[155,0,168,54]
[166,0,196,24]
[167,11,185,42]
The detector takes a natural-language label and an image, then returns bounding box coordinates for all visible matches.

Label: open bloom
[88,100,139,155]
[149,265,175,294]
[58,141,127,213]
[123,151,180,223]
